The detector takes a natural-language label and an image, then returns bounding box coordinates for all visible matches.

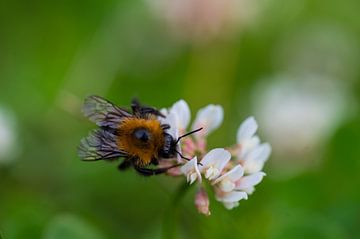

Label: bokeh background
[1,0,360,238]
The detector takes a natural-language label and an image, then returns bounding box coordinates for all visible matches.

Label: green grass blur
[0,0,360,238]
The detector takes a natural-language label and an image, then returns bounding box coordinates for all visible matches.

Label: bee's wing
[82,95,132,129]
[78,129,127,161]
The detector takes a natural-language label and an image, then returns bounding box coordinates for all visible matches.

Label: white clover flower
[160,100,270,214]
[253,75,349,176]
[213,165,244,193]
[235,171,266,195]
[199,148,231,181]
[0,107,18,163]
[146,0,259,43]
[180,157,202,184]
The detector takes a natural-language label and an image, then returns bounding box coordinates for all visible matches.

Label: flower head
[146,0,259,43]
[0,107,18,164]
[160,100,271,214]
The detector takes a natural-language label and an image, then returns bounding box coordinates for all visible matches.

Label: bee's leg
[140,107,165,118]
[151,158,159,166]
[161,124,171,130]
[118,159,132,171]
[134,164,181,177]
[131,98,164,118]
[131,98,141,115]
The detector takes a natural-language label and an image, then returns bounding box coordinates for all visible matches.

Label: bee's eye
[133,128,151,143]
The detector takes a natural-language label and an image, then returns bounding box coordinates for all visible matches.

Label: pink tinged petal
[170,99,191,131]
[236,172,266,194]
[199,148,231,180]
[196,138,207,153]
[236,116,258,143]
[159,160,182,176]
[195,188,211,216]
[180,157,202,184]
[166,167,182,177]
[243,143,272,174]
[192,105,224,136]
[182,138,196,156]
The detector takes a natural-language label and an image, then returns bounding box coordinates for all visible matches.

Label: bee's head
[156,132,174,159]
[160,127,203,160]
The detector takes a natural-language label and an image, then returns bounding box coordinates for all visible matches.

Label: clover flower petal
[169,99,191,132]
[213,165,244,192]
[199,148,231,180]
[237,116,258,142]
[216,191,248,210]
[242,143,271,174]
[235,172,266,194]
[236,117,261,158]
[192,105,223,137]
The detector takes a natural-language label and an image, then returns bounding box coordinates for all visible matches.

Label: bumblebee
[78,95,201,176]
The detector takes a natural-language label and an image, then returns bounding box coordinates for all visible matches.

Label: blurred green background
[0,0,359,238]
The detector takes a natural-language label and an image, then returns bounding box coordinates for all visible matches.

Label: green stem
[162,180,192,239]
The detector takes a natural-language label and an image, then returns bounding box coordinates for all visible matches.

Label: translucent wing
[82,95,132,129]
[78,129,127,161]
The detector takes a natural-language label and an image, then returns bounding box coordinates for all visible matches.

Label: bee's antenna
[174,149,191,161]
[176,127,203,144]
[174,149,203,166]
[174,127,204,166]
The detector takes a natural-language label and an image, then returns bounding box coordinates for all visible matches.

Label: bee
[78,95,202,176]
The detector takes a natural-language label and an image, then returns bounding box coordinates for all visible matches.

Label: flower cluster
[160,100,271,215]
[0,106,18,164]
[146,0,258,43]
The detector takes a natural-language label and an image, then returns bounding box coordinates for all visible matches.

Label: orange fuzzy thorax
[117,117,165,166]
